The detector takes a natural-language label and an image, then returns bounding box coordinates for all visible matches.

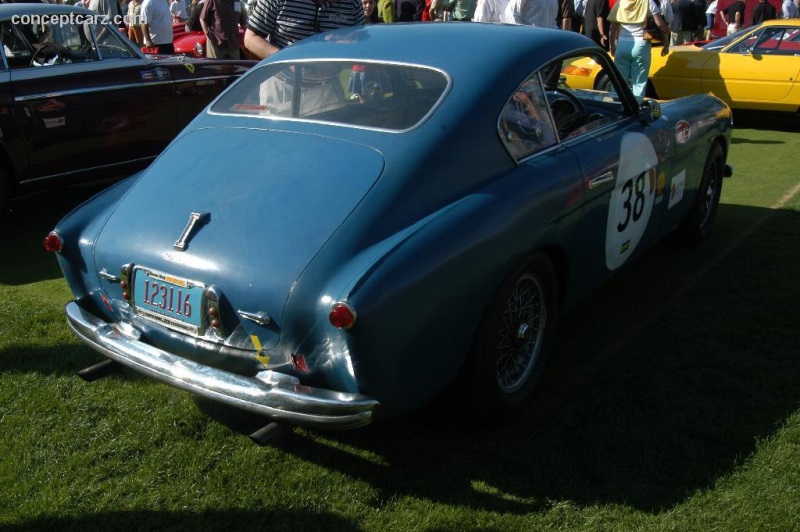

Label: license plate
[132,267,205,335]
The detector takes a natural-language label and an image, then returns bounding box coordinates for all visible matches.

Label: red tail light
[329,302,357,330]
[43,231,63,253]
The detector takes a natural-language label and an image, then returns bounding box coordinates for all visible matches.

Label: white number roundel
[605,132,659,271]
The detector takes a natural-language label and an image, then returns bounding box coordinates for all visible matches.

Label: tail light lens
[43,231,63,253]
[329,301,357,330]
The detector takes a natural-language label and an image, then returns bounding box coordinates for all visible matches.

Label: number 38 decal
[605,133,659,271]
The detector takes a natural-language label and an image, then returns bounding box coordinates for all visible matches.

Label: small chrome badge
[174,212,210,251]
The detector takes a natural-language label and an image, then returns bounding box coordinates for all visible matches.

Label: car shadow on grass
[0,184,107,286]
[202,203,800,515]
[15,509,362,532]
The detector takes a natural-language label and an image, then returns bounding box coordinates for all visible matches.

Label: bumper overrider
[65,302,379,429]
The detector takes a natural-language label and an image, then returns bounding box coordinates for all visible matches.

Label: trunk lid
[94,127,384,348]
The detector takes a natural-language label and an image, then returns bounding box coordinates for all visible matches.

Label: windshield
[210,61,449,131]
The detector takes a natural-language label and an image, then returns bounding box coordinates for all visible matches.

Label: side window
[553,52,630,140]
[499,72,557,160]
[500,52,633,160]
[0,22,33,68]
[727,29,766,54]
[10,20,100,67]
[92,23,137,59]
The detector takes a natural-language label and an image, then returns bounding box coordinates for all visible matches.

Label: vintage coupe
[647,19,800,112]
[0,4,255,215]
[48,24,733,431]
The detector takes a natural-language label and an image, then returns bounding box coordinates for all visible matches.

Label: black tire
[595,72,613,92]
[465,253,559,420]
[675,143,724,245]
[645,80,658,99]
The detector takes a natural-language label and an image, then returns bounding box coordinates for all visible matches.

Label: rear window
[210,61,449,131]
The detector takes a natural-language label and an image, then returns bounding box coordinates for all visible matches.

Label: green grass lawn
[1,117,799,531]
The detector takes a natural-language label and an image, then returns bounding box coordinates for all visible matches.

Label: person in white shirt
[142,0,175,53]
[782,0,798,18]
[472,0,510,21]
[504,0,559,27]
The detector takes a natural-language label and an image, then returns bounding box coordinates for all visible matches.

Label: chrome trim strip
[65,302,378,429]
[14,81,171,102]
[22,156,154,185]
[13,75,233,103]
[589,171,615,189]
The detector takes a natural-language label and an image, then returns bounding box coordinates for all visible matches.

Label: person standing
[751,0,776,24]
[127,0,144,45]
[171,0,189,21]
[721,0,745,33]
[200,0,242,58]
[608,0,670,97]
[88,0,121,23]
[782,0,798,18]
[573,0,586,31]
[363,0,381,21]
[582,0,609,48]
[472,0,510,21]
[504,0,559,27]
[704,0,717,40]
[244,0,364,60]
[141,0,175,53]
[557,0,575,28]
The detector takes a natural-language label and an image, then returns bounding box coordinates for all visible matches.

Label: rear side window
[211,61,450,131]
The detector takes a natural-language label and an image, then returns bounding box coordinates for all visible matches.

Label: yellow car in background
[649,19,800,112]
[563,19,800,112]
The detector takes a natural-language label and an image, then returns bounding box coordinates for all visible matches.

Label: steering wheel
[30,44,63,67]
[546,88,588,138]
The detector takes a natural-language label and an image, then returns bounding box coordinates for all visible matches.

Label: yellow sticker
[184,62,196,74]
[251,335,270,366]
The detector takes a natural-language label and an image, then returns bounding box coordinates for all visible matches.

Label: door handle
[589,171,615,189]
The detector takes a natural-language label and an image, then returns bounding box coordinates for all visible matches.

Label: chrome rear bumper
[66,302,378,429]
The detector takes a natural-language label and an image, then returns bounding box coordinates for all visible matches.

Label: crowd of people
[68,0,794,100]
[69,0,797,60]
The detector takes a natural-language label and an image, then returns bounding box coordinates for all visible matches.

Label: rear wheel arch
[462,250,561,420]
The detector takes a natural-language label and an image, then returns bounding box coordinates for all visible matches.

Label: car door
[705,26,800,103]
[554,52,675,296]
[3,17,176,190]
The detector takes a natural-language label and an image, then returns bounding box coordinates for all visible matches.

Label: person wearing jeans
[608,0,669,97]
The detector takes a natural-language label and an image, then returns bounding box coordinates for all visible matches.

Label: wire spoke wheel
[465,253,558,420]
[495,273,546,394]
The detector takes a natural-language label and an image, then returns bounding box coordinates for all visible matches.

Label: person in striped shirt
[244,0,365,59]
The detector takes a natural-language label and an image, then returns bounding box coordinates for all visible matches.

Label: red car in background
[171,22,247,58]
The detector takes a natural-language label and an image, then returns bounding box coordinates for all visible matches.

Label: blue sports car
[47,23,733,432]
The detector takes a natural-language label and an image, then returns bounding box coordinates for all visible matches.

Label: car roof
[760,18,800,26]
[270,23,599,84]
[0,3,96,20]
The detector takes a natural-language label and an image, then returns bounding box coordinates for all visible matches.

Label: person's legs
[629,39,651,97]
[614,39,635,90]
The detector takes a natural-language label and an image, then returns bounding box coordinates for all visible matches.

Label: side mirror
[639,99,661,122]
